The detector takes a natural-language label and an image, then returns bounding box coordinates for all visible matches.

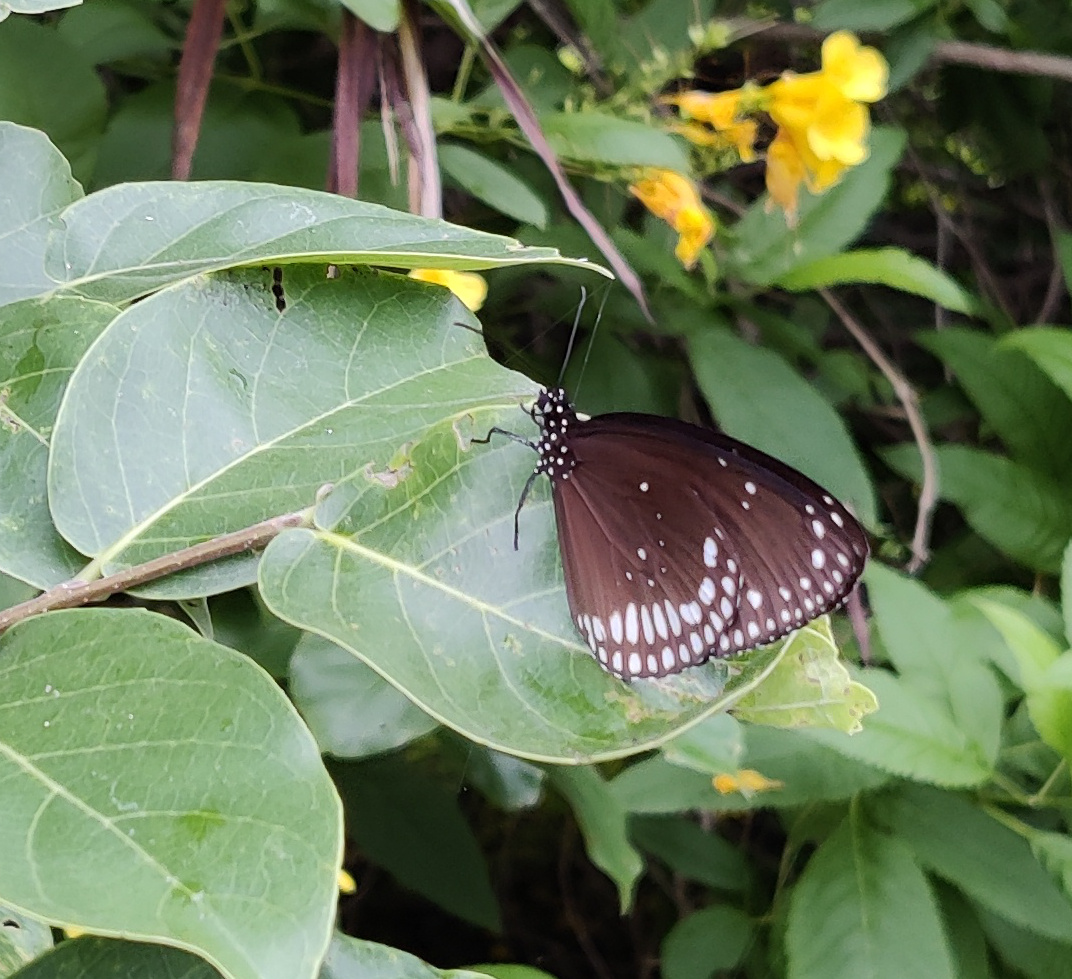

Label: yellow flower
[763,31,887,219]
[408,268,487,312]
[338,868,357,894]
[665,90,758,162]
[712,768,784,796]
[629,169,715,268]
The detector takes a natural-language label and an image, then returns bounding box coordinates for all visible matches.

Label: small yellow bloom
[712,768,784,796]
[338,868,357,894]
[665,90,758,163]
[408,268,487,312]
[629,169,715,269]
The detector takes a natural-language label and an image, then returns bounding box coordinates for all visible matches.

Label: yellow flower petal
[712,769,784,795]
[408,268,487,312]
[630,169,715,269]
[667,90,759,162]
[673,206,715,268]
[764,131,807,219]
[338,868,357,894]
[821,31,888,103]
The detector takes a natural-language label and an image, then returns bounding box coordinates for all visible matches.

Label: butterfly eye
[523,387,868,680]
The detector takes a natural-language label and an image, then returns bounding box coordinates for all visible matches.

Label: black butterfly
[494,387,869,680]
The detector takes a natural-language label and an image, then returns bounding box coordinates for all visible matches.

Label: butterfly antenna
[573,284,611,400]
[556,287,587,388]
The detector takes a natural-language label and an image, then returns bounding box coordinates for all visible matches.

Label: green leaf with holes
[732,616,877,733]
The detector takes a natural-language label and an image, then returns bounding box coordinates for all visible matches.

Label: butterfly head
[534,387,579,482]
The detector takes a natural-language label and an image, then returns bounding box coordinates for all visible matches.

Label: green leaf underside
[0,608,342,979]
[44,181,607,305]
[47,266,532,598]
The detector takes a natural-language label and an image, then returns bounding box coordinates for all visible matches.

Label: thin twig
[820,288,938,573]
[1036,178,1067,324]
[398,0,441,219]
[0,508,313,634]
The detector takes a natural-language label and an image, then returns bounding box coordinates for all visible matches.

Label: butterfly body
[530,387,868,680]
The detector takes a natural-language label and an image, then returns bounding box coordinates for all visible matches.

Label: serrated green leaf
[881,784,1072,943]
[0,296,116,588]
[969,598,1072,760]
[1002,327,1072,406]
[688,328,876,525]
[547,766,643,912]
[883,443,1072,573]
[439,143,549,229]
[804,668,994,786]
[662,905,754,979]
[0,123,83,308]
[0,608,342,979]
[289,634,438,758]
[47,267,531,598]
[539,111,691,171]
[1030,829,1072,902]
[776,248,979,315]
[45,181,604,304]
[732,617,878,733]
[333,757,500,931]
[920,327,1072,480]
[729,127,906,286]
[786,813,955,979]
[866,564,1003,767]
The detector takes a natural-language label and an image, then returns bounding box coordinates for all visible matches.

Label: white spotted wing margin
[549,411,868,680]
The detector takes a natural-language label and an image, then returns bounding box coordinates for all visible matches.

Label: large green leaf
[883,443,1072,573]
[0,123,83,309]
[688,328,877,525]
[47,267,530,597]
[258,450,790,761]
[0,609,342,979]
[4,936,220,979]
[43,181,604,304]
[785,813,955,979]
[804,668,994,786]
[0,296,116,588]
[920,327,1072,480]
[662,905,754,979]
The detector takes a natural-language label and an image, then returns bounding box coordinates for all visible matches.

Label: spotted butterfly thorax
[526,386,868,680]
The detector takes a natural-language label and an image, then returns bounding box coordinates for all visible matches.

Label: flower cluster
[664,31,888,223]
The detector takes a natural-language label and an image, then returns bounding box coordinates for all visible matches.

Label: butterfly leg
[511,468,542,550]
[470,427,536,449]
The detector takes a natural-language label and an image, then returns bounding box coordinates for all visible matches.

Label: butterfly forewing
[535,390,868,680]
